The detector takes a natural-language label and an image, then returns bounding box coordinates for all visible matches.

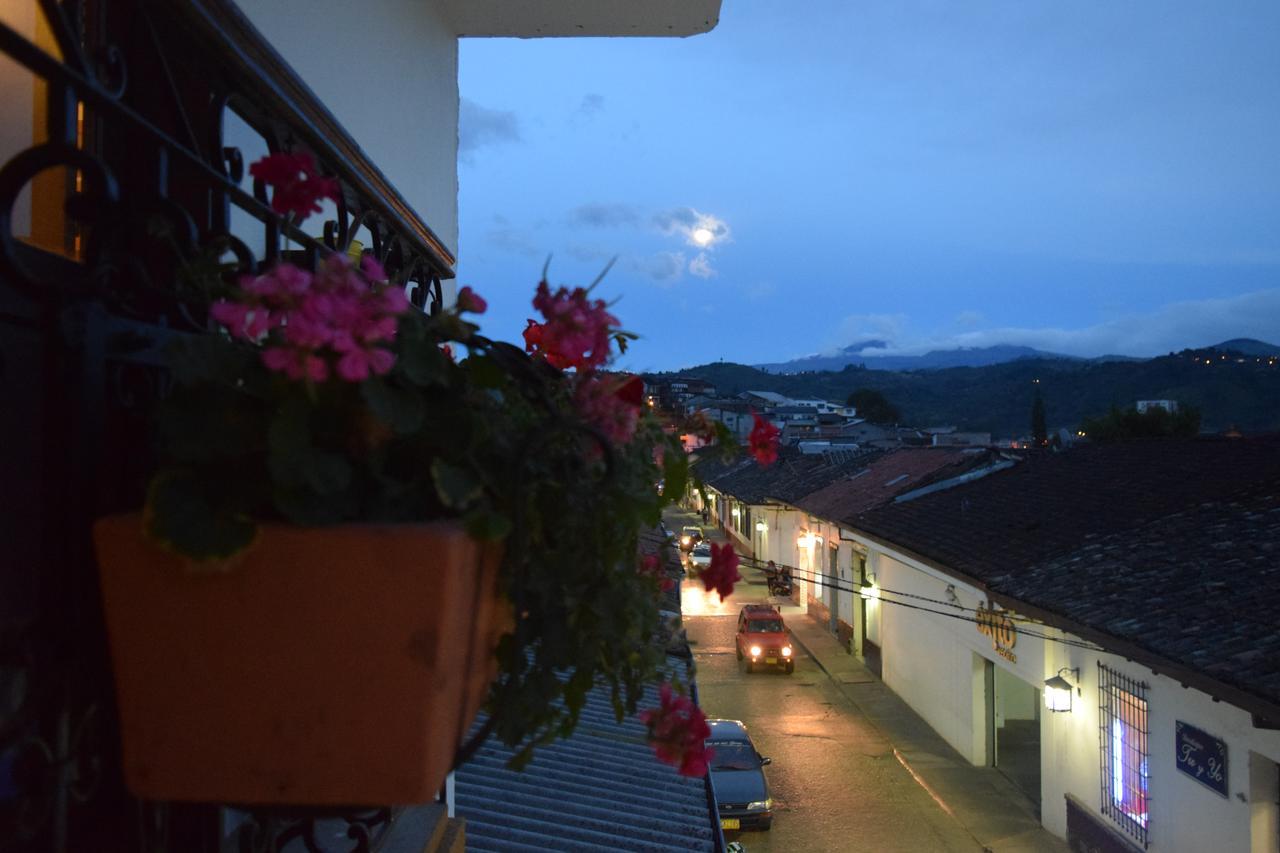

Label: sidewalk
[785,611,1069,853]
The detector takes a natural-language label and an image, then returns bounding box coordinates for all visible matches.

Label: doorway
[985,661,1042,807]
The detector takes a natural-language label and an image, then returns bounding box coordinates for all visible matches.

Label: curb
[787,625,835,680]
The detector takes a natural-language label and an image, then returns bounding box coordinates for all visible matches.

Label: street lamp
[755,520,767,532]
[1044,667,1080,712]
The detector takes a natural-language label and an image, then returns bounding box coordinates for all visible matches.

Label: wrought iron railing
[0,1,455,850]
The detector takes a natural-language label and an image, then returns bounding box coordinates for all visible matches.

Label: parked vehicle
[679,525,703,551]
[735,604,793,674]
[689,541,713,568]
[707,719,773,831]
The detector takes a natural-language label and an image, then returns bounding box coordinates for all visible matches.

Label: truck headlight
[681,536,691,545]
[782,646,792,657]
[750,645,762,657]
[747,798,772,811]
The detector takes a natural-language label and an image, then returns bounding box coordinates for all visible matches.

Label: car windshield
[747,619,783,633]
[708,742,759,771]
[693,543,710,553]
[682,527,700,536]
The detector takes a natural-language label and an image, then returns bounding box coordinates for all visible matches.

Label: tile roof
[853,435,1280,582]
[849,434,1280,716]
[993,485,1280,714]
[792,447,993,523]
[454,657,719,852]
[694,444,880,506]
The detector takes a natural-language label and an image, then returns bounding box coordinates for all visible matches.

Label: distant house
[739,390,790,408]
[1136,399,1179,414]
[930,431,991,448]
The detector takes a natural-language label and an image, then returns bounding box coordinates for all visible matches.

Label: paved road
[671,508,981,853]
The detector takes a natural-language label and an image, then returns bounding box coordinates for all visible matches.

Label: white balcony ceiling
[441,0,721,38]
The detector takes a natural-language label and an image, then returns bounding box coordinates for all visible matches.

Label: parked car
[707,719,773,832]
[679,525,703,551]
[689,541,712,568]
[735,604,794,674]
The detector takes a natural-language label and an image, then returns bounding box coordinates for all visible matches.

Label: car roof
[705,719,752,743]
[740,604,781,616]
[681,525,701,532]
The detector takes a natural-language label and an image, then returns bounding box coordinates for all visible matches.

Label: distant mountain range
[653,339,1280,436]
[755,338,1275,373]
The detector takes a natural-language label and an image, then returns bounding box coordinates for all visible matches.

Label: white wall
[236,0,460,259]
[865,548,1049,769]
[1040,644,1280,852]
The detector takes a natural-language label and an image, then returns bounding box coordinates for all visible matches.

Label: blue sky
[457,1,1280,371]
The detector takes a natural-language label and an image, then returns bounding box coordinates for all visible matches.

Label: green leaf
[145,471,257,561]
[431,459,483,509]
[267,397,352,495]
[466,354,506,389]
[361,376,426,434]
[662,437,689,504]
[166,334,254,387]
[464,509,512,541]
[397,323,451,387]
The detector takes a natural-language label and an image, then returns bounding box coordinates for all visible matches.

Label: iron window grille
[1098,663,1151,847]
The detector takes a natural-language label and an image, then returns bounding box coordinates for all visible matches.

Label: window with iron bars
[1098,663,1151,847]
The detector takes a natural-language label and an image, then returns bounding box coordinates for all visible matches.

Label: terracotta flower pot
[93,515,505,806]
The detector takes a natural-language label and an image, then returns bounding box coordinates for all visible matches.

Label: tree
[1080,403,1202,442]
[1030,387,1048,447]
[846,388,900,423]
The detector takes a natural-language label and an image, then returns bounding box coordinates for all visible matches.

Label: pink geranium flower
[524,279,619,371]
[700,543,741,601]
[639,683,713,777]
[249,151,339,221]
[208,255,408,384]
[573,374,643,447]
[748,412,781,467]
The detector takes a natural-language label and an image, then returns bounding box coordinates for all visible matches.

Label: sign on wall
[976,604,1017,663]
[1174,720,1228,798]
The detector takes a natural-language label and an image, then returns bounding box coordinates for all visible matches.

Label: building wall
[1040,644,1280,852]
[873,550,1047,767]
[850,536,1280,852]
[236,0,461,262]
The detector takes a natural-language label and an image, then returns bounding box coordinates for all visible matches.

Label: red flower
[615,374,644,408]
[249,151,339,221]
[638,554,675,593]
[639,683,713,777]
[456,286,487,314]
[748,412,781,467]
[701,543,741,601]
[523,280,619,371]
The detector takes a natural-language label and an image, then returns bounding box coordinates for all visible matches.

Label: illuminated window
[1098,664,1149,846]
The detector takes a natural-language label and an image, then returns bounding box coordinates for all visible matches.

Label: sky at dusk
[456,1,1280,372]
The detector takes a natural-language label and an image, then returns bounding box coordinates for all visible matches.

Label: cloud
[834,289,1280,359]
[689,252,716,278]
[576,93,605,119]
[834,313,909,348]
[653,207,731,249]
[955,310,984,328]
[566,244,613,263]
[459,99,521,161]
[567,203,642,229]
[485,225,540,258]
[628,251,686,284]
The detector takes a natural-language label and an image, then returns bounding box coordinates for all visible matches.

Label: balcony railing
[0,1,455,850]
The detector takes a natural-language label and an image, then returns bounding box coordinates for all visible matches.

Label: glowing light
[692,227,714,246]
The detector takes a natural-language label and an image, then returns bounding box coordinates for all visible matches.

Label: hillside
[650,347,1280,436]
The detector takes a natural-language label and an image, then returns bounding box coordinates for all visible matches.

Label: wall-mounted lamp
[1044,667,1080,712]
[797,533,815,548]
[755,520,767,532]
[731,506,741,518]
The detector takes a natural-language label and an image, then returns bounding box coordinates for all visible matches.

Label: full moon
[692,227,714,246]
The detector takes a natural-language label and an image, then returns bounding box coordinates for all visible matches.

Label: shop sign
[976,605,1017,663]
[1175,720,1228,798]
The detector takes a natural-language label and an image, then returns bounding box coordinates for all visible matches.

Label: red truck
[735,604,794,674]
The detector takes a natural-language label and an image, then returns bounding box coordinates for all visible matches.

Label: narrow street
[671,508,982,853]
